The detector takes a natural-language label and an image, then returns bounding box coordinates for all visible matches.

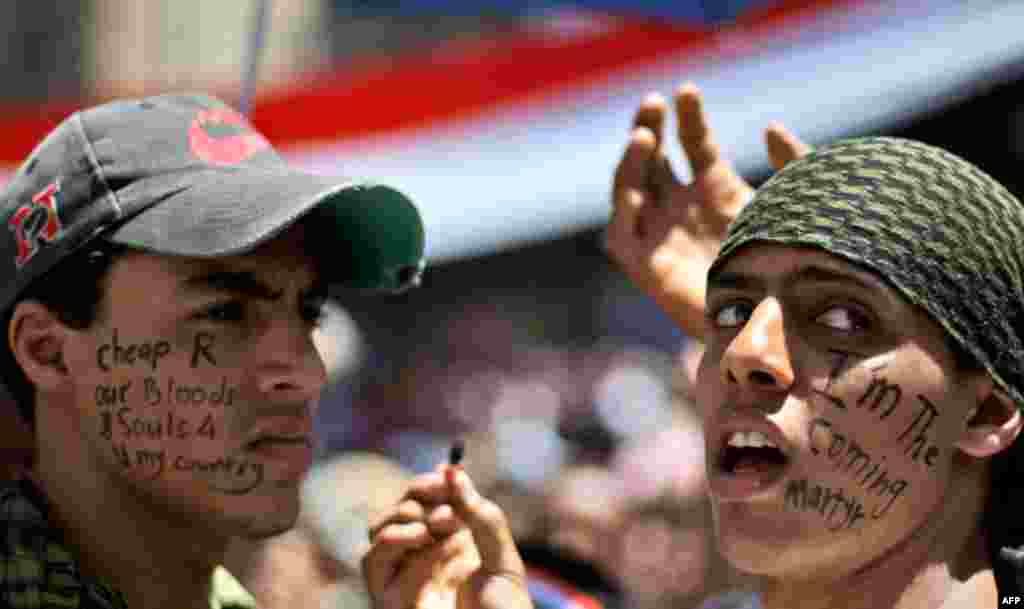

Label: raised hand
[606,83,809,340]
[363,465,531,609]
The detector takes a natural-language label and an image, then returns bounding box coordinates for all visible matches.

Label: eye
[300,294,328,327]
[815,305,869,332]
[713,302,752,328]
[196,300,245,323]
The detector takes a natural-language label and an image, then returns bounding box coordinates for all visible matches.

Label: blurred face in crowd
[618,502,710,609]
[546,465,622,578]
[697,244,989,580]
[37,225,327,539]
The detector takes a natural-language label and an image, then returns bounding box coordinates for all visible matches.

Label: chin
[246,516,299,540]
[222,489,302,539]
[238,505,301,539]
[717,536,780,575]
[712,520,806,578]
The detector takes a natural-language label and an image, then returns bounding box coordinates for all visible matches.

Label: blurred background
[4,1,1024,607]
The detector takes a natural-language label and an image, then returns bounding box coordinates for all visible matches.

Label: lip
[246,436,314,479]
[244,416,315,478]
[245,415,314,446]
[707,413,794,502]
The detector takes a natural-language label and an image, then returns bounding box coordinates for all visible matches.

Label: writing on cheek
[95,331,219,372]
[174,457,264,495]
[808,417,909,517]
[93,331,263,495]
[95,381,132,407]
[107,445,264,493]
[101,406,215,441]
[143,376,236,407]
[110,443,165,480]
[813,357,941,468]
[96,374,236,442]
[897,395,941,467]
[784,478,866,531]
[96,330,171,372]
[191,332,217,368]
[813,350,856,410]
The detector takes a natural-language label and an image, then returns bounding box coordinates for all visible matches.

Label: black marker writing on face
[191,332,217,368]
[115,407,192,440]
[857,376,903,420]
[897,395,940,467]
[100,411,112,440]
[808,417,910,515]
[143,376,236,407]
[814,359,918,436]
[95,381,132,407]
[812,349,861,410]
[96,330,171,371]
[784,478,866,531]
[111,443,165,480]
[174,456,264,495]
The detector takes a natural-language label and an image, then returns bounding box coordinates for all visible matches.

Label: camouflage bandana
[710,136,1024,409]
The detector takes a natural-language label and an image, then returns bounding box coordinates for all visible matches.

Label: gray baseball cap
[0,93,426,313]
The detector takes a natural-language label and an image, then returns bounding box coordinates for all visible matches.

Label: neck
[32,404,228,609]
[760,459,996,609]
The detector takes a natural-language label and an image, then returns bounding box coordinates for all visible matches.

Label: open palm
[606,83,809,341]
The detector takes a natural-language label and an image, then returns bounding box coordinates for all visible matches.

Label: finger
[362,521,435,592]
[426,503,464,538]
[611,127,658,237]
[378,531,479,609]
[675,82,731,179]
[613,126,658,198]
[765,121,811,171]
[633,92,668,151]
[368,499,428,541]
[446,466,526,582]
[404,469,455,506]
[651,152,682,196]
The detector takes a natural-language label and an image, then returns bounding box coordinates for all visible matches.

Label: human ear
[8,301,71,392]
[956,378,1022,459]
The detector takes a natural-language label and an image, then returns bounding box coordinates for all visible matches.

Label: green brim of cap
[104,165,425,293]
[306,184,426,292]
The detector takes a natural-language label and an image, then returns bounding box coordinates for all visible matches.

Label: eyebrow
[707,270,760,291]
[180,270,285,301]
[708,265,881,294]
[791,265,881,293]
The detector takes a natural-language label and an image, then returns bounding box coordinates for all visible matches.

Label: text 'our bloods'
[93,330,237,408]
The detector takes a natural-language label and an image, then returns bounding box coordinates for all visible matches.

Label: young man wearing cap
[363,84,1024,609]
[0,93,427,609]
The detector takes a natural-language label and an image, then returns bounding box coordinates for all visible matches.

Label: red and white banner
[2,1,1023,261]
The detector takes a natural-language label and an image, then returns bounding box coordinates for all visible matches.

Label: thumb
[446,466,526,583]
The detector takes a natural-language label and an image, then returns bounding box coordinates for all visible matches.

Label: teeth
[727,431,777,449]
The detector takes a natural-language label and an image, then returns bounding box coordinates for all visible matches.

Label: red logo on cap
[8,180,64,268]
[188,107,271,166]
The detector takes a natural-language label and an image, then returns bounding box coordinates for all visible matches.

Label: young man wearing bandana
[363,84,1024,609]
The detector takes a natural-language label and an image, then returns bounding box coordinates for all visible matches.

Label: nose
[254,316,328,402]
[720,297,795,393]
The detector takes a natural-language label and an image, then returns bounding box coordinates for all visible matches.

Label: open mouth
[718,431,789,475]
